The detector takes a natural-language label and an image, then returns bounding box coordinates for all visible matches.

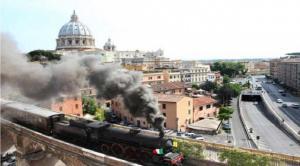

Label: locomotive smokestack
[1,33,165,136]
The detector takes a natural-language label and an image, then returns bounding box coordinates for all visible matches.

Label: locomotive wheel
[111,143,124,157]
[124,147,136,160]
[139,151,152,163]
[100,144,110,154]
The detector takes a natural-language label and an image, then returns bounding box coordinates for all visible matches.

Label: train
[0,99,184,166]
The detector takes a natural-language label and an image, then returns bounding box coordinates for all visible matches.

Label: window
[163,113,166,117]
[157,76,161,79]
[162,104,166,109]
[170,76,173,79]
[199,106,203,111]
[59,106,63,111]
[188,109,191,114]
[75,104,79,109]
[143,121,146,125]
[74,97,78,101]
[189,119,191,124]
[188,101,191,106]
[164,122,166,127]
[89,90,92,94]
[149,77,152,80]
[206,104,211,109]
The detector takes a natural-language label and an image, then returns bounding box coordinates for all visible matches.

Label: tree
[94,107,106,121]
[27,50,62,62]
[200,81,218,92]
[211,62,246,77]
[222,75,231,84]
[217,106,234,121]
[192,83,199,90]
[82,96,97,115]
[216,83,242,105]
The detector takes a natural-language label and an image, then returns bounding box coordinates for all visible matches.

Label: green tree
[211,62,246,77]
[200,81,218,92]
[217,106,234,121]
[223,75,231,84]
[216,83,242,105]
[27,50,62,62]
[82,96,97,115]
[192,83,199,90]
[94,107,106,121]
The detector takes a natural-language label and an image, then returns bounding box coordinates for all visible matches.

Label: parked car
[277,99,283,103]
[278,90,285,93]
[194,136,205,140]
[222,123,231,130]
[282,103,288,108]
[291,104,300,109]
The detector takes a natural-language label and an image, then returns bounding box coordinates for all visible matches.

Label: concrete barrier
[237,95,257,148]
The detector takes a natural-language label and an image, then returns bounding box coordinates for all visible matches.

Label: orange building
[193,96,218,121]
[51,96,83,117]
[111,93,193,132]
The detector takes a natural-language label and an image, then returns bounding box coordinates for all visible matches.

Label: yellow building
[111,94,193,132]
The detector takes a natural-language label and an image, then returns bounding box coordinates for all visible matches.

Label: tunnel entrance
[241,92,262,102]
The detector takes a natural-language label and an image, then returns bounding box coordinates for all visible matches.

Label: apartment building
[142,71,165,85]
[51,96,83,116]
[180,65,210,85]
[277,58,300,95]
[111,94,194,132]
[193,96,218,121]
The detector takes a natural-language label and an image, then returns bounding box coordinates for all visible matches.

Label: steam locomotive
[0,99,184,165]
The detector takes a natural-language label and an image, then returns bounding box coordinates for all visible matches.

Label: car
[176,132,184,136]
[278,90,285,93]
[291,104,300,109]
[194,136,205,140]
[277,99,283,103]
[184,132,195,137]
[282,103,288,108]
[222,123,231,130]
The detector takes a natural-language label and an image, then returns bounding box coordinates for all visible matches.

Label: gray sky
[2,0,300,60]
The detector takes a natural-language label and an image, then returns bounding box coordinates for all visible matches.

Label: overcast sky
[1,0,300,60]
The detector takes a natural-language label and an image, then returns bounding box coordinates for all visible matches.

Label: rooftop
[154,93,186,102]
[151,82,186,92]
[188,118,221,131]
[193,96,216,106]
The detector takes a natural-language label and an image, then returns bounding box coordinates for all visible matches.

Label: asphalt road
[241,101,300,156]
[230,98,254,148]
[261,82,300,127]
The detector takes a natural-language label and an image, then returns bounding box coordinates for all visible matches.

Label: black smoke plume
[0,33,165,136]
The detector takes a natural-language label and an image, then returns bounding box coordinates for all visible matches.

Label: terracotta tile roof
[151,82,185,92]
[193,96,216,106]
[154,93,186,102]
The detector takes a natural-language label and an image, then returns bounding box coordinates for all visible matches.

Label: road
[241,101,300,156]
[230,98,254,148]
[261,82,300,126]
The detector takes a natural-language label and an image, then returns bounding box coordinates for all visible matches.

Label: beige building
[277,58,300,95]
[111,94,194,132]
[142,71,165,85]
